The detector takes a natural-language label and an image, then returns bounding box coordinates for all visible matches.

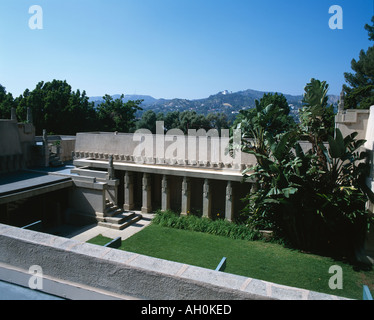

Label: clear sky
[0,0,373,99]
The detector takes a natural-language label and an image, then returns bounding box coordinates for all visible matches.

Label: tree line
[0,80,231,135]
[0,81,142,135]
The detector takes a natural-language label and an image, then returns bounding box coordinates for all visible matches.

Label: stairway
[49,152,64,167]
[97,200,143,230]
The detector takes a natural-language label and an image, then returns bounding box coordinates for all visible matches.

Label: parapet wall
[74,131,256,170]
[0,120,36,172]
[335,108,370,141]
[0,224,347,300]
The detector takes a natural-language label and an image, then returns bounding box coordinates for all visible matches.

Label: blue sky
[0,0,373,99]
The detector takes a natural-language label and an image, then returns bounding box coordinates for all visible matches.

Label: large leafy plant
[241,80,374,261]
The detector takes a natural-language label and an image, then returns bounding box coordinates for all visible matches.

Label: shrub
[238,79,374,262]
[152,210,261,241]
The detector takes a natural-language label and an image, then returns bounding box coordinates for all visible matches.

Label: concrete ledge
[73,159,250,183]
[0,180,73,205]
[72,178,106,190]
[336,109,370,124]
[0,262,129,300]
[0,224,349,300]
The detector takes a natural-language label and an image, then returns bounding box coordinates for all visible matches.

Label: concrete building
[0,106,373,300]
[71,129,256,227]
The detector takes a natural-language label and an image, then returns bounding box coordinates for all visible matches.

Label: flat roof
[0,170,73,204]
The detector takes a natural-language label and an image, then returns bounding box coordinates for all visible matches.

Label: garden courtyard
[86,213,374,300]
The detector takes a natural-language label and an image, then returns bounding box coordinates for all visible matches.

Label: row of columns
[123,172,235,221]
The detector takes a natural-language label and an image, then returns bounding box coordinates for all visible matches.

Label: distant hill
[89,89,339,121]
[89,94,158,105]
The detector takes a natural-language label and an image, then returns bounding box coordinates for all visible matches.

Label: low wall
[335,109,370,141]
[0,120,23,173]
[67,177,107,224]
[0,120,22,156]
[74,132,256,169]
[59,138,76,162]
[37,135,76,162]
[0,224,347,300]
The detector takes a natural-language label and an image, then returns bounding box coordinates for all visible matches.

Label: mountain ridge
[89,89,339,119]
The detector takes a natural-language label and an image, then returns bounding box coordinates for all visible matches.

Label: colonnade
[123,172,236,221]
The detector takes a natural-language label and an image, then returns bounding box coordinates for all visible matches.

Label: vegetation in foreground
[87,223,374,300]
[234,78,374,264]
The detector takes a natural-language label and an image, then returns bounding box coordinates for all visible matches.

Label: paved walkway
[54,212,155,243]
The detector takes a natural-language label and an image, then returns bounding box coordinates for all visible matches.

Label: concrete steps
[97,200,143,230]
[49,153,64,167]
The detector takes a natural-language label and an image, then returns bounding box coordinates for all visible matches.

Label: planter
[259,230,274,241]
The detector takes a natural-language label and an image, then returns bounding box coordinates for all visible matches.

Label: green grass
[86,234,114,246]
[87,224,374,300]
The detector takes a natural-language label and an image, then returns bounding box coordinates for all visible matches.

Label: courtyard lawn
[87,224,374,300]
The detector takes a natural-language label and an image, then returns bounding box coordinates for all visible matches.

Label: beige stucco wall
[336,107,374,262]
[74,131,256,168]
[335,109,370,141]
[0,224,348,300]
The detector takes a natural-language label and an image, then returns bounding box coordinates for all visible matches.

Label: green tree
[232,92,295,139]
[0,84,15,119]
[96,94,143,133]
[206,112,229,131]
[136,110,158,133]
[299,78,336,168]
[16,80,97,135]
[240,80,374,262]
[66,89,98,134]
[343,16,374,109]
[179,110,211,133]
[365,16,374,41]
[164,111,181,131]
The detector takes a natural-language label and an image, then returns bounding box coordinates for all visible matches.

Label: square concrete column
[225,181,234,222]
[161,175,170,211]
[142,173,152,213]
[106,179,119,206]
[124,171,134,211]
[181,177,191,216]
[203,179,211,218]
[43,129,49,167]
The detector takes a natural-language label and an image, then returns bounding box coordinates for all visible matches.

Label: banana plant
[317,129,374,225]
[238,80,373,259]
[243,125,374,255]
